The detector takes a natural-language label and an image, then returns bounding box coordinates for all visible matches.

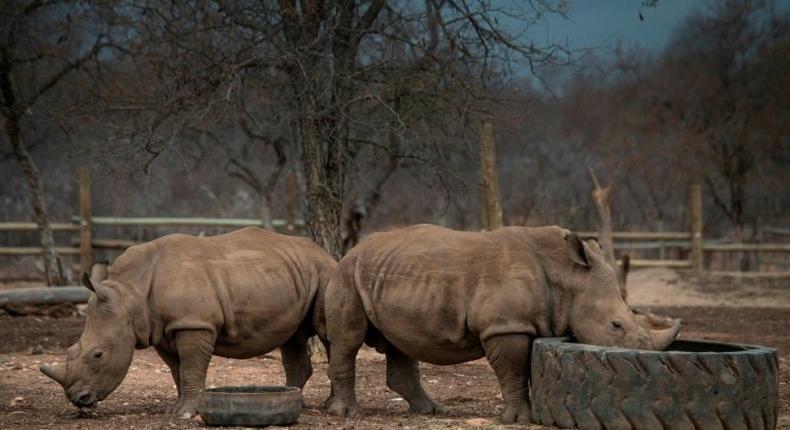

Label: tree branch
[24,37,108,108]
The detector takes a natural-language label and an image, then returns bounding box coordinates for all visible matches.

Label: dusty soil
[0,269,788,430]
[628,267,790,308]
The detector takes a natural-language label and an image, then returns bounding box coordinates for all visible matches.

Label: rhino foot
[325,397,360,417]
[407,400,445,415]
[499,403,530,424]
[171,397,199,419]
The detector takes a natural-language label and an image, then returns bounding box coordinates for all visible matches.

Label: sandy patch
[627,267,790,308]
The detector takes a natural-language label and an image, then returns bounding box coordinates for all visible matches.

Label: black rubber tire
[530,337,779,430]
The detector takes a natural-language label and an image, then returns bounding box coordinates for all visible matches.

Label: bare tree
[656,0,789,241]
[95,0,569,258]
[226,115,289,230]
[589,167,630,299]
[1,1,108,285]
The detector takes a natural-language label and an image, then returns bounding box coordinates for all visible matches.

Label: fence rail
[70,216,305,228]
[578,231,691,240]
[703,243,790,252]
[629,259,691,268]
[0,168,788,273]
[764,226,790,236]
[1,215,303,258]
[0,222,80,231]
[0,246,81,256]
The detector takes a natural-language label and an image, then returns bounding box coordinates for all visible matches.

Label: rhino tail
[215,279,238,340]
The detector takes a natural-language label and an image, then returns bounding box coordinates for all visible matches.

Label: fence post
[285,172,298,232]
[755,220,763,270]
[79,166,92,274]
[477,118,503,230]
[689,183,703,272]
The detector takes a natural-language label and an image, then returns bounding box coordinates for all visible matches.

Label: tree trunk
[300,117,346,260]
[284,172,299,232]
[259,195,274,230]
[732,178,750,271]
[477,119,503,230]
[341,128,400,253]
[4,117,65,286]
[589,168,627,299]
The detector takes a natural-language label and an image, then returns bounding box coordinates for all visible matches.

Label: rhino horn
[81,272,95,292]
[40,363,67,387]
[649,318,682,350]
[635,309,675,330]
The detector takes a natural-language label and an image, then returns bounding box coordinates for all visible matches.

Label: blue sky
[504,0,790,87]
[535,1,700,54]
[533,0,790,53]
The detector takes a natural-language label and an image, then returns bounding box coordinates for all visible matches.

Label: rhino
[40,227,335,417]
[323,224,681,423]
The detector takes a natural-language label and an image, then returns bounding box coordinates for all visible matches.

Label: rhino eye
[93,350,104,359]
[611,321,623,330]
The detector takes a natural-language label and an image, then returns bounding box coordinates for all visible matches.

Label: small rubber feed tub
[198,385,302,427]
[530,337,779,430]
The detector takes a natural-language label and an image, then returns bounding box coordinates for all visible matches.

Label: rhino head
[556,233,681,350]
[40,264,136,410]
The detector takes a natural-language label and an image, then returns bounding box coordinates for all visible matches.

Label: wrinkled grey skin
[323,225,681,423]
[40,227,335,418]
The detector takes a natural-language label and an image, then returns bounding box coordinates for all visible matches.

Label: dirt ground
[0,269,788,430]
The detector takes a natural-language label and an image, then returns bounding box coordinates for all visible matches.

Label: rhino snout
[71,391,98,408]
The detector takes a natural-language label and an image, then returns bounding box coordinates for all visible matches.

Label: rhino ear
[620,254,631,284]
[81,272,95,292]
[89,261,109,283]
[566,234,591,267]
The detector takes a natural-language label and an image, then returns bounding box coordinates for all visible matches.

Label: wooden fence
[0,167,788,273]
[0,167,305,274]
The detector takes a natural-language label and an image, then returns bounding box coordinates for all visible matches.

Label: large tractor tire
[530,337,778,430]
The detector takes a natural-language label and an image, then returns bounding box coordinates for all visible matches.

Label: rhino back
[118,227,332,356]
[346,225,551,363]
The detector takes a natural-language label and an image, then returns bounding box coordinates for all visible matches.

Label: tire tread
[530,338,778,430]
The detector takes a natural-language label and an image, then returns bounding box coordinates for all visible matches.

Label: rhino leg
[319,337,336,408]
[280,327,313,390]
[155,346,181,399]
[386,345,444,415]
[171,329,215,419]
[483,334,532,424]
[324,280,367,417]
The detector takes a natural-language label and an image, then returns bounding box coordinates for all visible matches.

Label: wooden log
[0,286,90,306]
